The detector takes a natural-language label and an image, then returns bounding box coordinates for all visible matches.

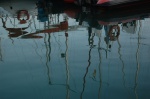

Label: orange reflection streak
[22,21,68,39]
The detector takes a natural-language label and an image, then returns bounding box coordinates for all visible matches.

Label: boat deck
[97,0,139,6]
[94,0,150,11]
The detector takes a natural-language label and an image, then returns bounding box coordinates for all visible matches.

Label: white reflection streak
[32,16,37,30]
[98,37,102,99]
[134,20,141,99]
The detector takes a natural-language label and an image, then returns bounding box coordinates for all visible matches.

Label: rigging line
[52,33,62,56]
[52,33,63,75]
[117,39,126,87]
[7,16,16,27]
[32,39,44,66]
[134,20,141,99]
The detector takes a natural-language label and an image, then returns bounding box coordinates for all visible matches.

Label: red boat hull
[64,0,75,3]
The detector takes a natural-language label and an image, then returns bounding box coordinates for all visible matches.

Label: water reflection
[44,33,52,84]
[134,20,141,99]
[0,1,150,99]
[0,38,2,61]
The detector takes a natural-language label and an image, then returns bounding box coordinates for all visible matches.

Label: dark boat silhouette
[63,0,150,25]
[63,0,150,6]
[63,0,150,11]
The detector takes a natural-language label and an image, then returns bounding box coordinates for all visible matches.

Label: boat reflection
[0,1,150,99]
[1,0,149,40]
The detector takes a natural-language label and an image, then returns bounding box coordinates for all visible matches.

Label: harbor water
[0,1,150,99]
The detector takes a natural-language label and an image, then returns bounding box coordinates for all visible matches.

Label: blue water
[0,1,150,99]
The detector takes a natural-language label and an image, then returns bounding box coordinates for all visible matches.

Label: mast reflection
[64,32,70,99]
[134,20,142,99]
[80,27,95,99]
[98,32,102,99]
[44,33,52,85]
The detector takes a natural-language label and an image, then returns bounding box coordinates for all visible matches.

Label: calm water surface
[0,2,150,99]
